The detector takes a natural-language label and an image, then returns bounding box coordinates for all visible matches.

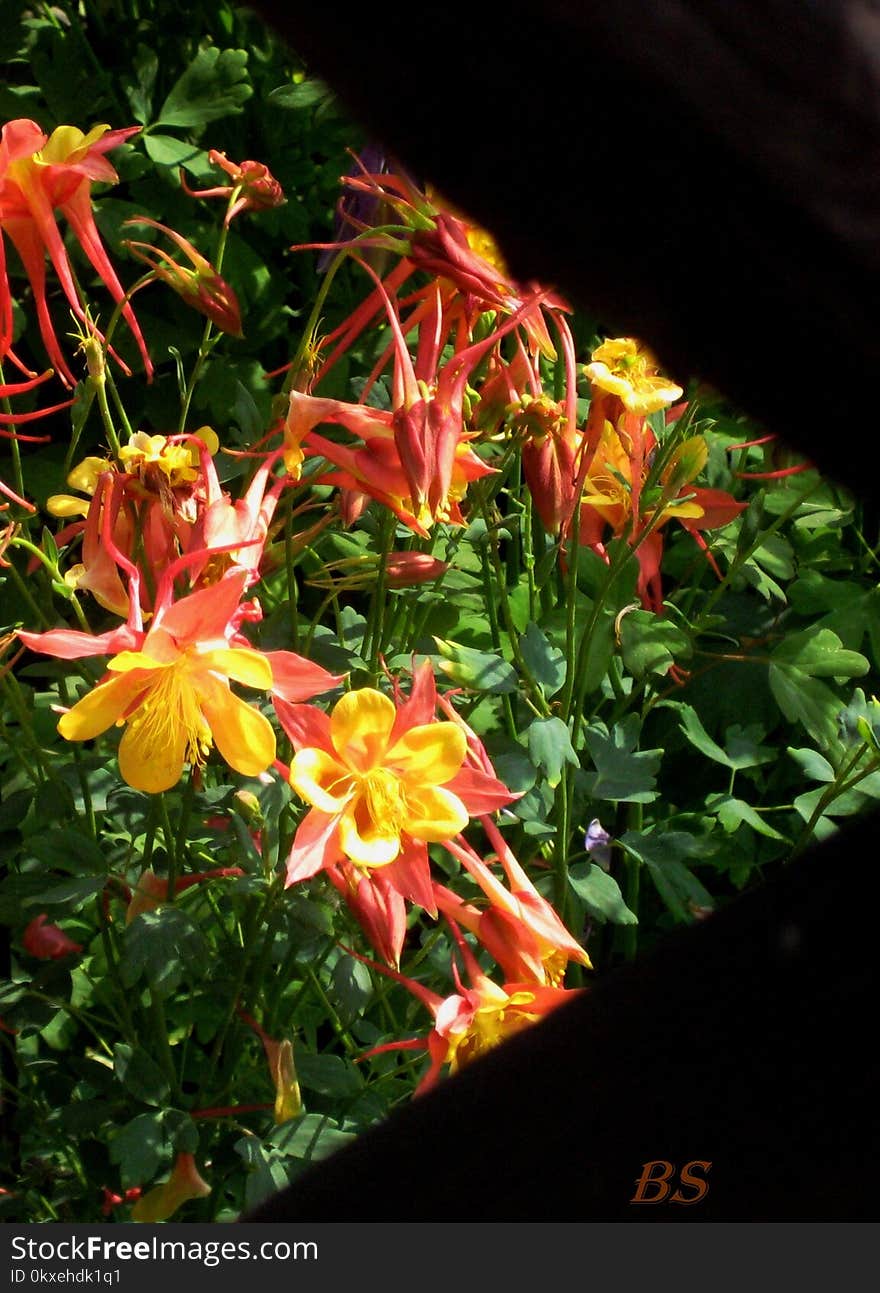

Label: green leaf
[770,627,869,679]
[433,639,518,693]
[582,716,662,804]
[22,876,105,911]
[330,954,373,1025]
[122,44,158,125]
[142,133,208,173]
[113,1043,170,1107]
[293,1053,364,1098]
[787,747,836,782]
[519,622,566,696]
[267,1113,358,1161]
[620,830,714,922]
[121,908,207,999]
[678,706,773,771]
[154,46,252,130]
[109,1112,169,1189]
[24,826,107,873]
[267,79,335,111]
[568,862,637,925]
[705,794,787,841]
[619,610,692,679]
[769,628,869,754]
[527,717,578,788]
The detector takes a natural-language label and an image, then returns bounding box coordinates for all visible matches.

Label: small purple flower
[585,818,612,871]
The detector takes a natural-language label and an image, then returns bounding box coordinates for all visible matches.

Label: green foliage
[2,0,880,1228]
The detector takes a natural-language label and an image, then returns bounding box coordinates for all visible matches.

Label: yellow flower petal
[388,722,466,786]
[57,673,142,742]
[118,711,188,793]
[199,677,276,778]
[289,747,354,812]
[403,784,470,841]
[197,646,273,690]
[330,688,396,771]
[107,651,168,674]
[338,799,401,867]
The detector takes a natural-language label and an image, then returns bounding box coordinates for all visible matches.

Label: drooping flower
[125,865,245,924]
[131,1153,210,1223]
[278,661,515,909]
[180,150,284,225]
[354,920,580,1094]
[239,1011,302,1124]
[21,914,82,959]
[439,817,593,986]
[325,858,408,967]
[0,119,152,384]
[122,217,242,336]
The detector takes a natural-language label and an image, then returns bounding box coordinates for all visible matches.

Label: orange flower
[122,217,242,336]
[354,922,580,1094]
[181,150,284,224]
[0,119,152,384]
[19,570,276,793]
[278,661,514,910]
[131,1153,210,1223]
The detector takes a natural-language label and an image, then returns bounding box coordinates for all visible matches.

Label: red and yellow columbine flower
[354,922,580,1094]
[278,662,514,909]
[131,1153,210,1223]
[180,150,284,225]
[0,119,152,384]
[122,217,242,336]
[439,816,593,986]
[18,570,276,793]
[576,419,747,610]
[584,337,683,416]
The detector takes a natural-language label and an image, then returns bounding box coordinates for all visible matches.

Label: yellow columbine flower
[584,337,683,414]
[58,641,275,794]
[288,687,468,868]
[118,426,219,487]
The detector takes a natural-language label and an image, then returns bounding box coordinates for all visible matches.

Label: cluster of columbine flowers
[4,116,752,1218]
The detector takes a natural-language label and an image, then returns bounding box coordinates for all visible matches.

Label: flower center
[124,655,212,769]
[357,767,406,837]
[447,993,538,1075]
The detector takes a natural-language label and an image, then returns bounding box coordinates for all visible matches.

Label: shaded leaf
[583,716,661,804]
[155,46,252,130]
[568,862,637,925]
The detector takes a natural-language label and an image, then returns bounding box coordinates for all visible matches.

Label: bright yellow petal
[196,647,272,690]
[57,673,141,742]
[388,722,466,786]
[199,678,276,778]
[623,377,684,416]
[289,747,354,812]
[330,688,396,771]
[403,785,470,841]
[338,798,401,867]
[107,651,168,673]
[118,712,187,793]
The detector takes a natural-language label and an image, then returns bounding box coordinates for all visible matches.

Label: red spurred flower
[22,914,82,959]
[277,661,515,911]
[181,150,284,224]
[0,119,152,384]
[122,217,242,336]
